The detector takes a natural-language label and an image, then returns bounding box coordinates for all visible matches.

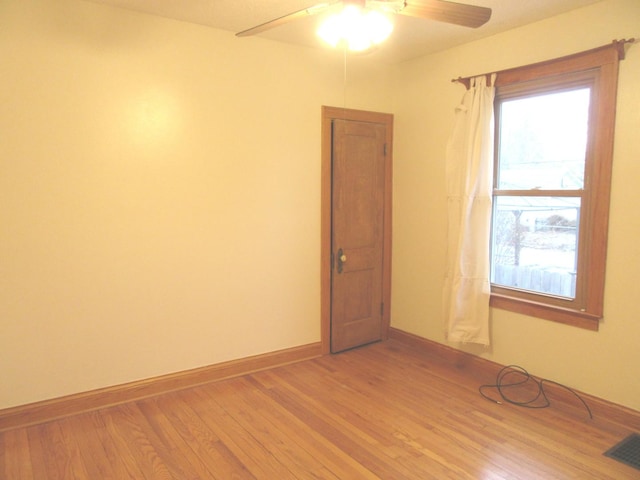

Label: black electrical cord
[479,365,593,419]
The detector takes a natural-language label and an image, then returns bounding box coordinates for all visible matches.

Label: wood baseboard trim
[388,327,640,430]
[0,342,322,432]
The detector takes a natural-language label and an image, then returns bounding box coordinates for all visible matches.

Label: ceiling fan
[236,0,492,38]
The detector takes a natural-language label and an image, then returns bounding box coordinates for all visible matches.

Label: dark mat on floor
[604,433,640,471]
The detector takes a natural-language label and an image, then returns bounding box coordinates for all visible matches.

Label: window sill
[490,293,600,331]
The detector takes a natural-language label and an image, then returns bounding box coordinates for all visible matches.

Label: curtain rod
[451,38,636,90]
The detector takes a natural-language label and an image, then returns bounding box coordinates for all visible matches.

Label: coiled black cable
[479,365,593,419]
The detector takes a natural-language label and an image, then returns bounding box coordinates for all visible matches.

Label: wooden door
[330,118,387,353]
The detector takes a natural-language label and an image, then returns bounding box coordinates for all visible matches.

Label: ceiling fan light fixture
[317,4,393,52]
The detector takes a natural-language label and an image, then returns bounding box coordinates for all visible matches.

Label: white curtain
[442,74,496,345]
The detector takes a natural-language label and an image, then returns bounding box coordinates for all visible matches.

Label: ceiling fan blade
[236,2,335,37]
[399,0,491,28]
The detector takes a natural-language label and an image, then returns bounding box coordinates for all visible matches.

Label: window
[489,43,626,330]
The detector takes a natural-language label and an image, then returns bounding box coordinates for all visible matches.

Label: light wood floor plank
[61,414,119,480]
[186,385,295,479]
[101,404,172,479]
[25,425,50,480]
[245,375,381,480]
[83,409,144,479]
[143,393,255,479]
[2,339,639,479]
[1,427,34,480]
[260,353,511,479]
[207,378,340,479]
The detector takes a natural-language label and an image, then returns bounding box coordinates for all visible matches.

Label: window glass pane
[497,88,590,190]
[490,196,579,298]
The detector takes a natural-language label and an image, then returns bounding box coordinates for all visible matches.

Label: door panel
[331,119,386,353]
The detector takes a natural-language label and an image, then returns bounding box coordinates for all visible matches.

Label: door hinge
[380,302,384,316]
[383,143,387,156]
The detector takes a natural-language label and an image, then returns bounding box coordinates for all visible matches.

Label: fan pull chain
[343,44,348,113]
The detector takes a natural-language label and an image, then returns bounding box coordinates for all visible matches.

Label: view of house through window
[491,87,590,299]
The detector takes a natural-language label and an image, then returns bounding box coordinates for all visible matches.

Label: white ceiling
[85,0,603,63]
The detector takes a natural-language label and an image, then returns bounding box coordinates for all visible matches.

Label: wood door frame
[321,106,393,355]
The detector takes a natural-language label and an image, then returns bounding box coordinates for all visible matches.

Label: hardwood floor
[1,339,638,479]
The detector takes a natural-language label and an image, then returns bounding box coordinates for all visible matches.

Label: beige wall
[0,0,393,409]
[392,0,640,410]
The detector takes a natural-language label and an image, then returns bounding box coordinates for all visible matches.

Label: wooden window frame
[489,43,625,330]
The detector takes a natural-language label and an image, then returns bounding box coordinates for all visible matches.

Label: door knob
[337,248,347,273]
